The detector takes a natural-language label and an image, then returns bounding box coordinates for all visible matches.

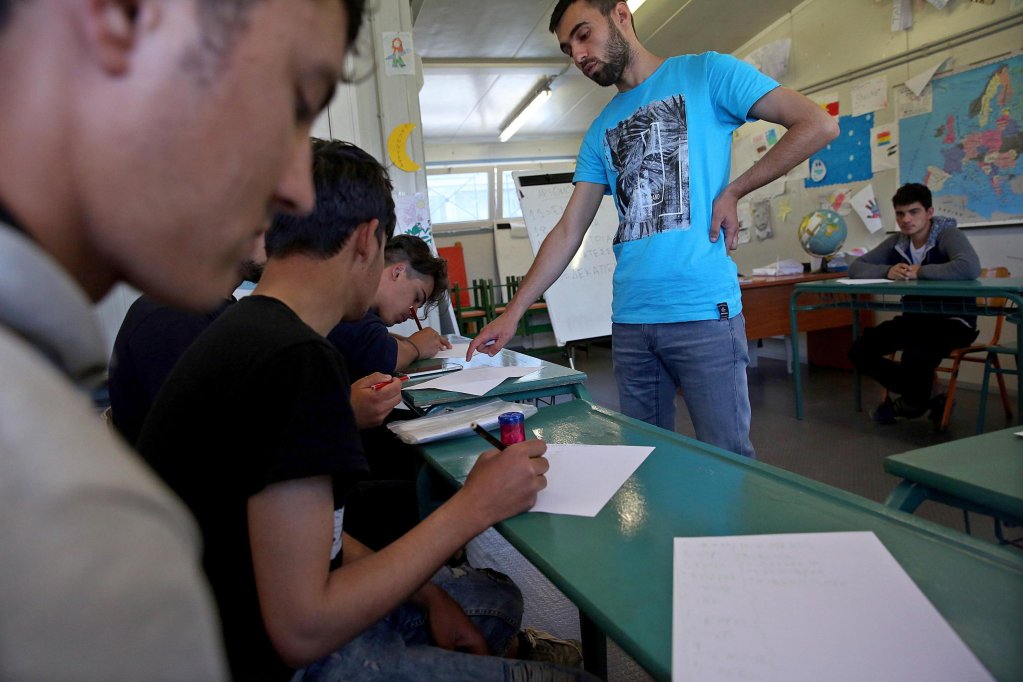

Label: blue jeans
[298,565,595,682]
[612,317,755,458]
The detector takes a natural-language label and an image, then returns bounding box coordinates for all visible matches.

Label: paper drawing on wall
[604,94,691,244]
[753,200,773,241]
[383,32,415,76]
[851,184,884,234]
[870,123,899,172]
[394,193,434,245]
[810,159,827,183]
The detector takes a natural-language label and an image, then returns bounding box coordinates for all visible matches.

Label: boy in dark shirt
[139,140,589,682]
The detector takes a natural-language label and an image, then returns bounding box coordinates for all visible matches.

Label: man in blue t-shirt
[469,0,837,456]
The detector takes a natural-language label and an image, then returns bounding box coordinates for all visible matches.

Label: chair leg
[977,354,994,434]
[939,363,960,431]
[991,356,1014,420]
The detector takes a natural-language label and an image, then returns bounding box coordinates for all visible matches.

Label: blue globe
[798,209,847,258]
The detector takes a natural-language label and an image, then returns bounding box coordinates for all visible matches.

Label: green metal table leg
[884,480,929,514]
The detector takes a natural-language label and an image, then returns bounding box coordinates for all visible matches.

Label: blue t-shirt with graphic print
[574,52,778,324]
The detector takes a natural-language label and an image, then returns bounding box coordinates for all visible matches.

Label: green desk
[401,337,589,415]
[789,277,1023,420]
[885,427,1023,539]
[422,400,1023,681]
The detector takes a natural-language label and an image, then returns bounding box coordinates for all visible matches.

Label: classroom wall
[730,0,1021,390]
[729,0,1022,277]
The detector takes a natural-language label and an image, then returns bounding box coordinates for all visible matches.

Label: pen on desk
[410,306,423,331]
[470,422,506,450]
[371,374,409,391]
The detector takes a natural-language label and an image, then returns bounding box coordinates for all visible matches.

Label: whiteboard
[514,171,618,345]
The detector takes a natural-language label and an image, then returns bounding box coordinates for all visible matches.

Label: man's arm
[711,87,839,249]
[247,439,548,667]
[466,181,606,359]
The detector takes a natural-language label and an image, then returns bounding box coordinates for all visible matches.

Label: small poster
[744,38,791,80]
[851,75,888,116]
[753,200,774,241]
[870,123,899,172]
[382,31,415,76]
[895,84,933,119]
[892,0,913,32]
[851,184,885,233]
[812,92,840,117]
[394,192,433,245]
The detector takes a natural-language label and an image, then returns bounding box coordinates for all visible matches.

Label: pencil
[470,422,506,450]
[410,306,423,331]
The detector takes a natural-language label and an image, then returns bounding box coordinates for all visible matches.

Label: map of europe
[900,54,1022,224]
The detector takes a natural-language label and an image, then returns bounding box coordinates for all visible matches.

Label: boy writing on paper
[847,183,981,424]
[138,139,592,682]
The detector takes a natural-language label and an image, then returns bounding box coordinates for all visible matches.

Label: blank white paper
[835,278,894,285]
[529,444,653,517]
[672,532,992,682]
[404,366,538,396]
[433,343,472,359]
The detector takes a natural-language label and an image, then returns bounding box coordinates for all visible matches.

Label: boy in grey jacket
[847,183,981,424]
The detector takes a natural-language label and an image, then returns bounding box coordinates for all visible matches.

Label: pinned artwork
[804,113,874,189]
[810,159,828,183]
[387,123,421,173]
[851,76,888,117]
[870,123,899,172]
[777,197,793,223]
[826,188,854,216]
[851,184,885,234]
[753,200,773,241]
[394,192,434,245]
[744,38,791,81]
[813,92,840,118]
[737,201,753,245]
[383,32,415,76]
[894,84,933,119]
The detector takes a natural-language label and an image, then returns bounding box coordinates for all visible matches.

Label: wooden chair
[932,266,1014,432]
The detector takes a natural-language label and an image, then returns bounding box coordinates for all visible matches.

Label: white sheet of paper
[905,60,945,97]
[404,366,537,395]
[529,444,653,517]
[835,278,894,284]
[895,84,933,118]
[851,75,888,116]
[433,343,472,359]
[672,532,993,682]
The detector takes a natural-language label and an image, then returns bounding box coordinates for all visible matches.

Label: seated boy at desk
[138,140,587,682]
[847,183,981,424]
[328,234,451,379]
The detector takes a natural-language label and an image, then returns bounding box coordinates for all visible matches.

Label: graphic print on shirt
[605,94,690,245]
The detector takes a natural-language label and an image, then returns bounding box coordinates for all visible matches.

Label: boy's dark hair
[892,183,932,210]
[385,235,449,308]
[266,138,395,259]
[549,0,623,33]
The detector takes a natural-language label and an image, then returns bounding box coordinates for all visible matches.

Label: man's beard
[587,19,630,87]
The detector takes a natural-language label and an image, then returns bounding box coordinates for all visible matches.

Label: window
[500,170,522,219]
[427,172,491,224]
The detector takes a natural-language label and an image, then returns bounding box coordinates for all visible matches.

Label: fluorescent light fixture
[499,87,552,143]
[627,0,647,11]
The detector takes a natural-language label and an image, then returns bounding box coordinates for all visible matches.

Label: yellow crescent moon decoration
[387,122,421,173]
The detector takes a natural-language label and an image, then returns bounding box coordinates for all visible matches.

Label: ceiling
[412,0,807,147]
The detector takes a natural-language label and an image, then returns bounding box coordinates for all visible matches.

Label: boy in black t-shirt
[139,140,591,682]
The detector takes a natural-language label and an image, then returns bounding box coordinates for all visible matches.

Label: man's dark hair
[549,0,623,33]
[892,183,932,210]
[266,138,395,259]
[385,235,448,307]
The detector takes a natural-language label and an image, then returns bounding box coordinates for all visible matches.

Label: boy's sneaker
[519,627,584,668]
[872,397,926,424]
[872,398,898,424]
